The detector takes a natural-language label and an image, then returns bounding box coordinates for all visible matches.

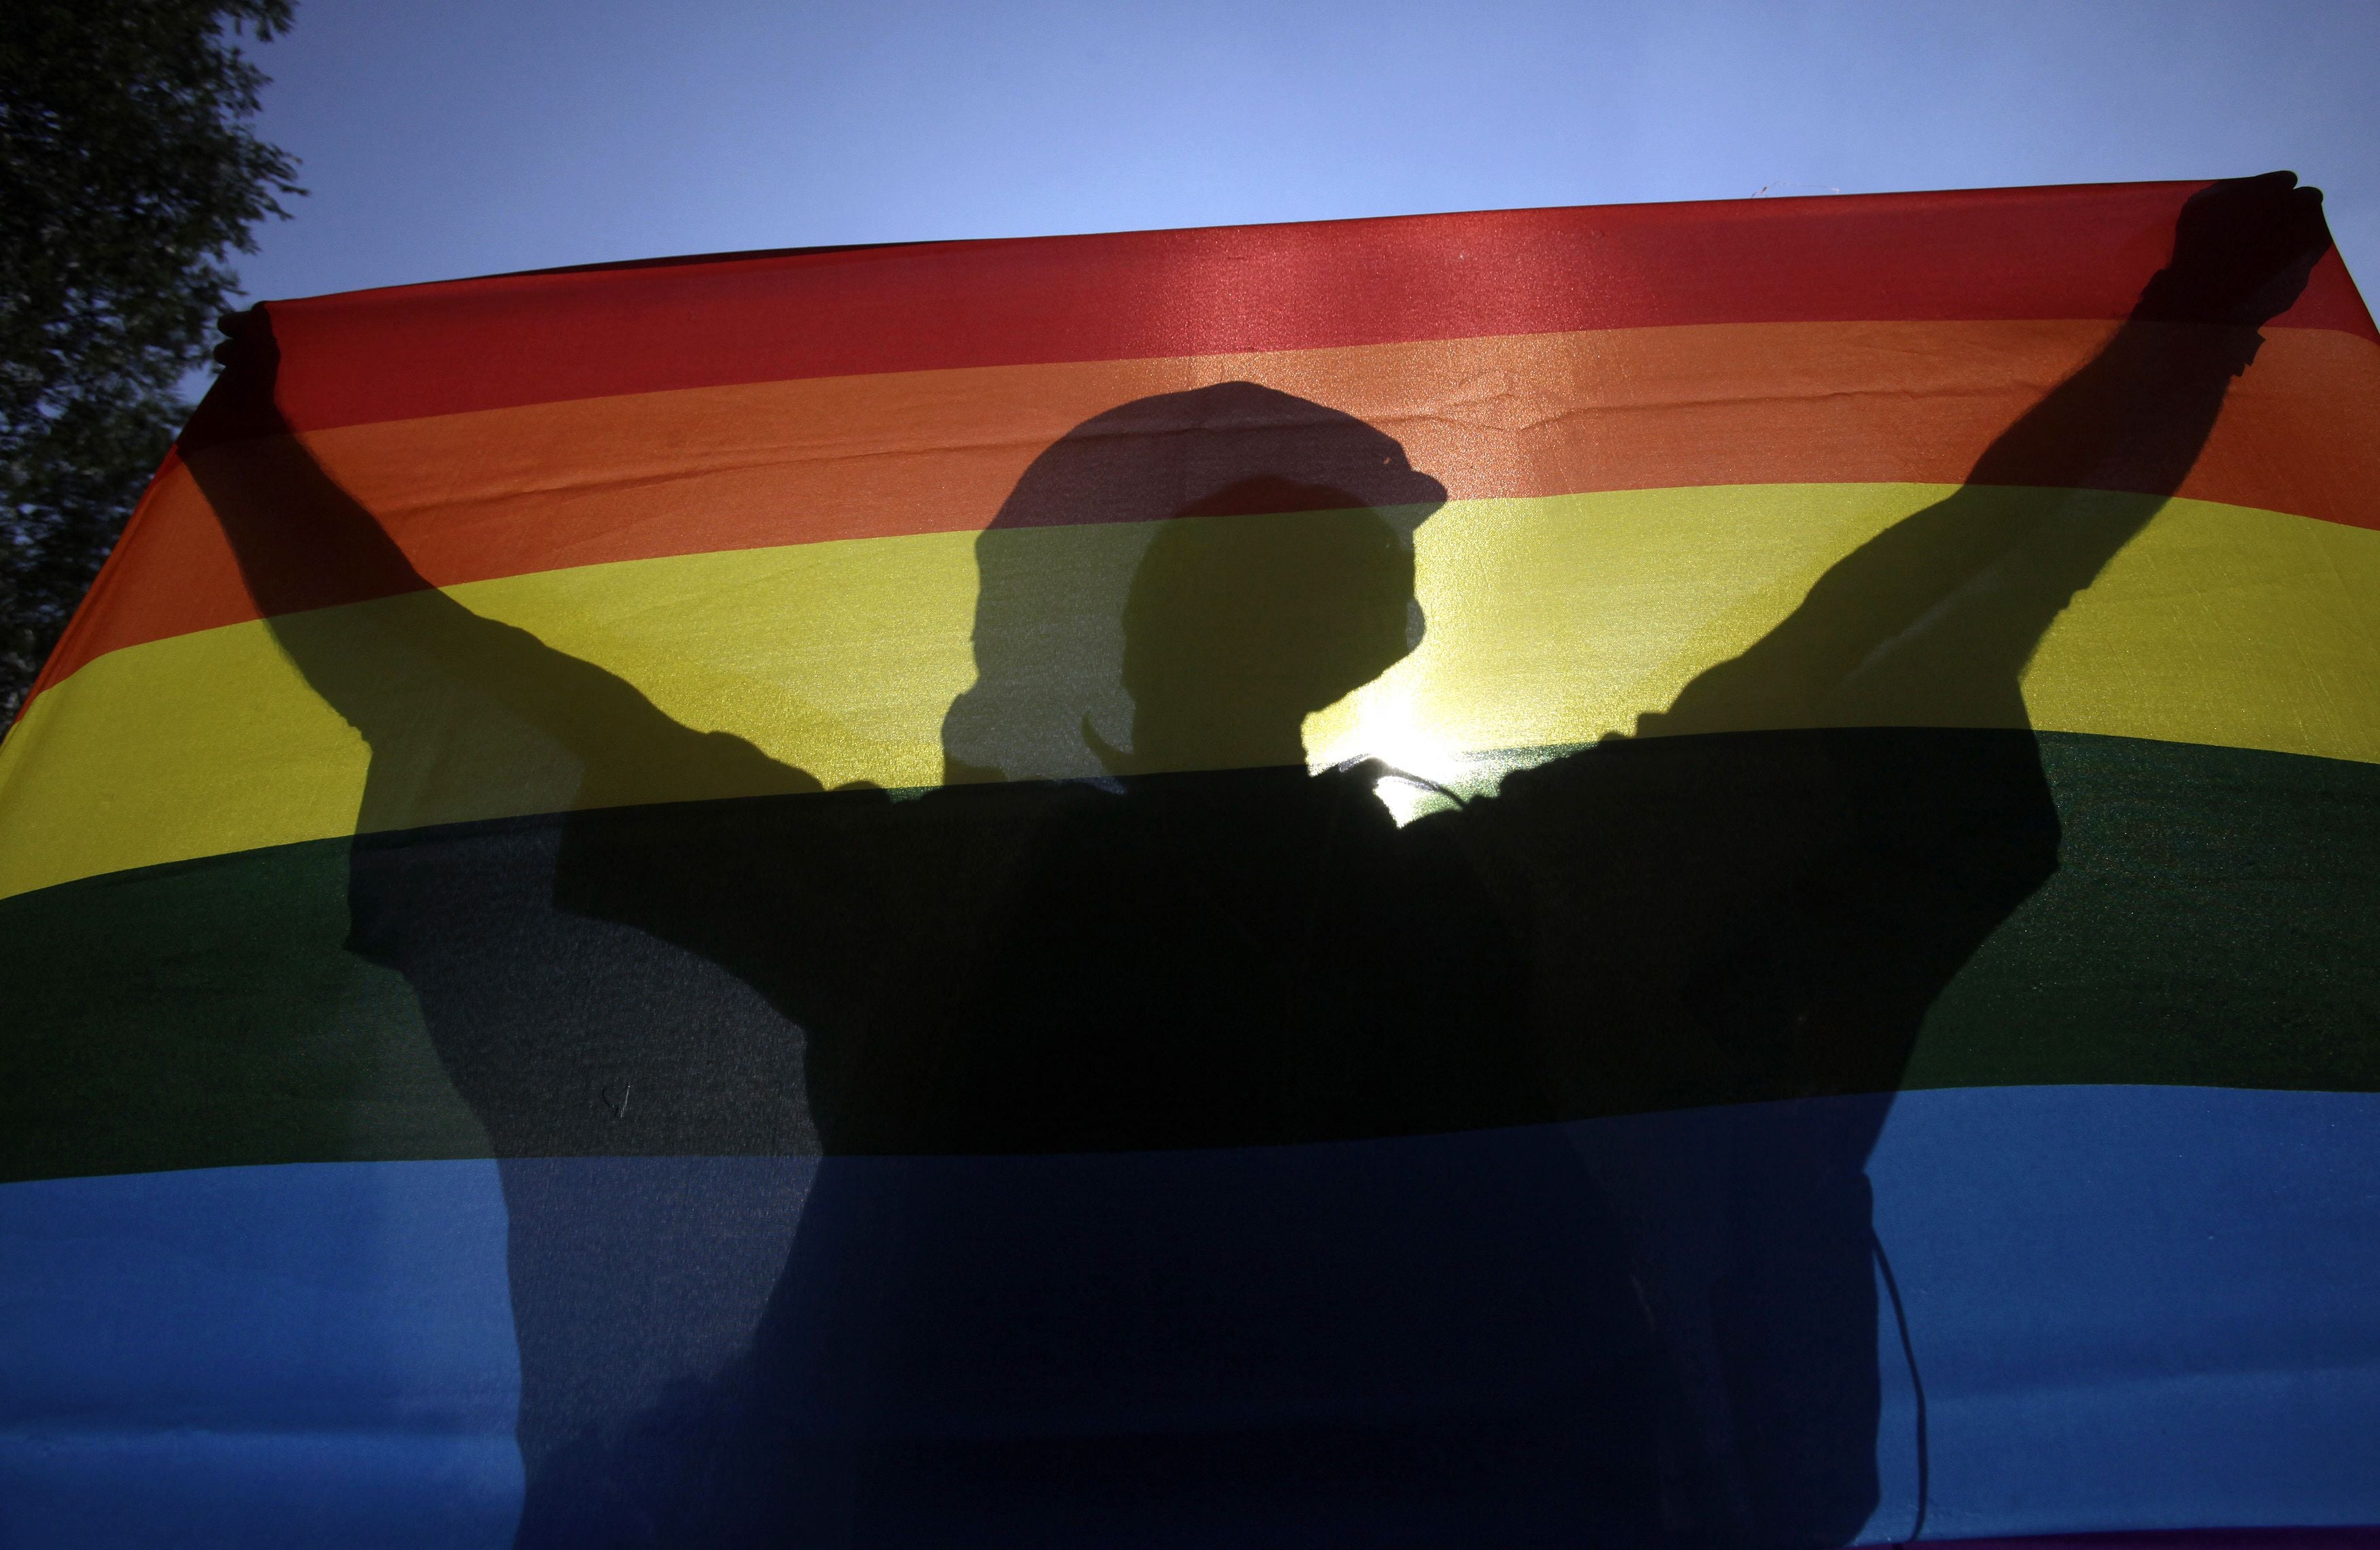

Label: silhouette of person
[184,172,2330,1549]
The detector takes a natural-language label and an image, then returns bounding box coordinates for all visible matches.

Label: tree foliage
[1,0,301,722]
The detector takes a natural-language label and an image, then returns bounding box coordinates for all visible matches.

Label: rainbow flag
[3,176,2377,1549]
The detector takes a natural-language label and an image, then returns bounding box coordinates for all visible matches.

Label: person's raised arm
[1658,171,2334,737]
[182,305,810,813]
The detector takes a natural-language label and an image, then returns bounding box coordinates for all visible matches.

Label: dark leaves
[1,0,301,721]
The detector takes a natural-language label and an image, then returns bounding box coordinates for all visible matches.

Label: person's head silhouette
[940,382,1449,784]
[1118,481,1414,773]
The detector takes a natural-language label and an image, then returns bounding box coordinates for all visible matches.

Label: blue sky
[222,0,2377,313]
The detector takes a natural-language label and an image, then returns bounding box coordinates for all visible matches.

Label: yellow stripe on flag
[5,483,2377,902]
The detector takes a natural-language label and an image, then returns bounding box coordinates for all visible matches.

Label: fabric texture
[1,175,2375,1548]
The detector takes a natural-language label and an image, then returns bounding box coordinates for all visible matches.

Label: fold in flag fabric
[3,178,2378,1549]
